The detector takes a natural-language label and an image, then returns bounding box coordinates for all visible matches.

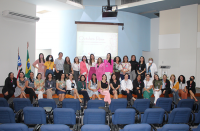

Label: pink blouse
[80,61,88,75]
[96,63,105,74]
[104,59,113,73]
[32,59,45,73]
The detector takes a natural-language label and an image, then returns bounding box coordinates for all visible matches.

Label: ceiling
[118,0,200,18]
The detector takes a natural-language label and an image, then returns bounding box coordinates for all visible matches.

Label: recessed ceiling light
[37,10,50,14]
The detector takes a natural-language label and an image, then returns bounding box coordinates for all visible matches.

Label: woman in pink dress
[80,56,89,87]
[88,54,96,81]
[32,53,45,80]
[99,74,111,104]
[96,57,105,81]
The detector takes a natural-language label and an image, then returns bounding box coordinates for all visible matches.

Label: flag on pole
[25,42,31,78]
[17,47,22,79]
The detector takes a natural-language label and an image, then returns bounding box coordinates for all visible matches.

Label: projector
[102,0,118,17]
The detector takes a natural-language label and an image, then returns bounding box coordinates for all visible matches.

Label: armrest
[9,102,14,110]
[150,124,157,131]
[193,103,198,113]
[15,109,23,123]
[164,111,168,124]
[43,107,53,114]
[33,124,43,131]
[150,101,154,108]
[172,101,177,109]
[32,100,38,107]
[189,111,195,126]
[126,107,141,123]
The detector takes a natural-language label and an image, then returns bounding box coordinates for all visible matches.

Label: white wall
[0,0,36,86]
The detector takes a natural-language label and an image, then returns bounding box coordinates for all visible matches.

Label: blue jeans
[45,69,54,77]
[171,89,180,102]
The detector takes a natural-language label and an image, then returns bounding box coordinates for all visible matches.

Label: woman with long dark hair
[133,74,144,99]
[187,76,197,101]
[99,74,111,104]
[56,73,67,102]
[120,55,131,80]
[137,56,146,81]
[178,75,187,99]
[152,74,162,104]
[45,73,56,99]
[64,56,73,79]
[129,55,138,82]
[54,52,64,80]
[34,73,45,99]
[96,57,105,81]
[32,53,45,79]
[72,57,80,85]
[109,73,120,99]
[80,56,89,86]
[88,73,101,100]
[104,53,113,82]
[88,54,96,81]
[113,56,121,81]
[14,72,26,98]
[44,55,54,77]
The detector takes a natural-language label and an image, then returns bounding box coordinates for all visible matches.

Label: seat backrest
[0,107,15,123]
[23,107,46,124]
[38,99,56,110]
[62,99,81,112]
[13,98,32,112]
[156,98,172,112]
[123,124,151,131]
[87,100,105,109]
[177,99,194,110]
[53,108,76,125]
[0,123,29,131]
[81,124,110,131]
[141,108,165,124]
[132,99,150,113]
[83,109,106,124]
[195,111,200,123]
[168,108,191,124]
[112,109,135,125]
[40,124,70,131]
[0,98,8,107]
[109,99,127,113]
[161,124,189,131]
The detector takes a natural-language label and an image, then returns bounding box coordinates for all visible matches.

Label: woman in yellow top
[44,55,54,77]
[170,74,181,102]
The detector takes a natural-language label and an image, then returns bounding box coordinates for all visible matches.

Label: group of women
[2,52,197,106]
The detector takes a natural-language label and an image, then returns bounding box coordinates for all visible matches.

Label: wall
[36,0,150,62]
[197,5,200,87]
[0,0,36,86]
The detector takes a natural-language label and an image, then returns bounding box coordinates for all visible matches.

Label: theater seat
[38,99,57,110]
[13,98,32,112]
[87,100,105,109]
[0,98,9,107]
[177,99,194,110]
[83,109,106,124]
[40,124,71,131]
[0,107,15,123]
[193,124,200,131]
[0,123,29,131]
[157,124,189,131]
[109,99,128,113]
[155,98,173,113]
[81,124,110,131]
[120,124,151,131]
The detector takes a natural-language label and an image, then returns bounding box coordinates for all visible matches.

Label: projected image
[77,32,118,58]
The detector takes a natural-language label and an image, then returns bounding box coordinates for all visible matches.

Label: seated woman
[110,73,120,99]
[87,73,102,100]
[34,73,45,100]
[143,74,153,99]
[77,75,90,108]
[99,74,111,104]
[2,72,17,101]
[14,72,26,98]
[66,73,82,103]
[153,74,162,104]
[25,72,38,103]
[170,74,181,102]
[45,73,56,99]
[121,73,136,104]
[178,75,187,99]
[133,75,144,99]
[56,73,66,102]
[187,76,197,102]
[161,74,171,97]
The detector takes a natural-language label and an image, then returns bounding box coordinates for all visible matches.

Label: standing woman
[64,56,73,79]
[80,56,89,86]
[146,58,157,80]
[34,73,45,99]
[77,75,90,108]
[161,74,171,98]
[104,53,113,83]
[137,56,146,81]
[56,73,66,102]
[143,74,153,99]
[96,57,105,81]
[113,56,121,81]
[72,57,80,85]
[129,55,138,82]
[2,72,17,101]
[109,73,120,99]
[14,72,26,98]
[54,52,64,80]
[88,73,102,100]
[25,72,38,103]
[44,55,54,77]
[120,55,131,80]
[88,54,96,81]
[45,73,56,99]
[178,75,187,99]
[170,74,181,102]
[152,74,162,104]
[187,76,197,101]
[99,74,111,104]
[133,75,144,99]
[32,53,45,80]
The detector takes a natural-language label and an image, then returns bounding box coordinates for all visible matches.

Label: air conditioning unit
[2,10,40,22]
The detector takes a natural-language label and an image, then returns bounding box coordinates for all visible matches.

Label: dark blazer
[2,77,17,94]
[162,79,170,90]
[77,81,86,91]
[187,80,196,94]
[45,80,56,91]
[133,79,144,91]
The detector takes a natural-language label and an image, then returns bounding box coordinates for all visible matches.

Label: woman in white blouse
[66,73,82,103]
[143,74,153,99]
[121,73,136,103]
[120,55,131,80]
[72,57,80,85]
[146,58,157,80]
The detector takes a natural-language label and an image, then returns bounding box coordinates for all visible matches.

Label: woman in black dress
[187,76,198,102]
[109,73,120,99]
[133,74,144,99]
[137,56,146,81]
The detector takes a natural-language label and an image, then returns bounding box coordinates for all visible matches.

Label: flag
[17,54,22,79]
[25,43,31,78]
